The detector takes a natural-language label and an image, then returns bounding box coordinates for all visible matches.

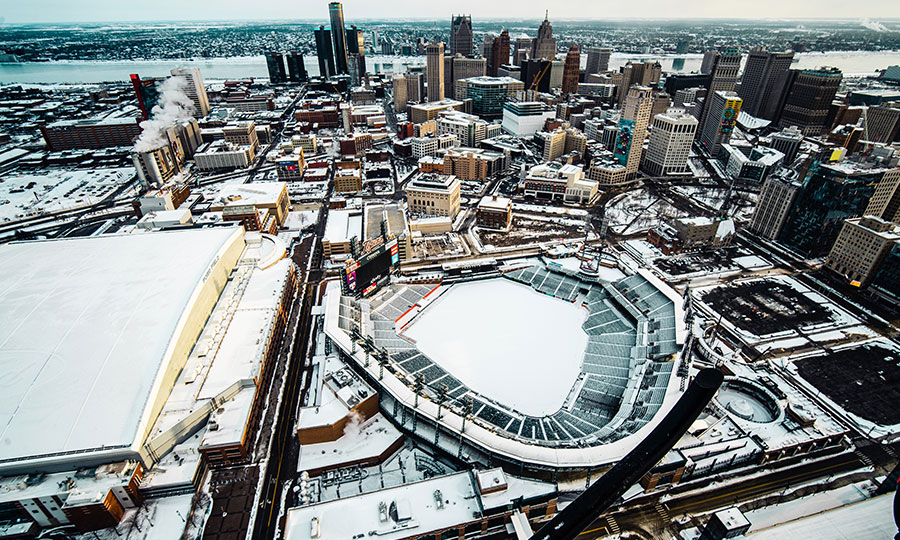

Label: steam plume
[133,76,195,153]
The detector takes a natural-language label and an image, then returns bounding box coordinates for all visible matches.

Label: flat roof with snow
[0,227,242,470]
[323,209,363,245]
[284,471,479,540]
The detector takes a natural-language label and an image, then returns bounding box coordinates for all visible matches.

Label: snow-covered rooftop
[323,208,363,245]
[0,227,243,471]
[284,471,480,540]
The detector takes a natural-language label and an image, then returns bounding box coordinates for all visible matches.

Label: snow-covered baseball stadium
[322,260,691,471]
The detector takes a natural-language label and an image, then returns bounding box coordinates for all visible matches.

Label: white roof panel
[0,227,242,467]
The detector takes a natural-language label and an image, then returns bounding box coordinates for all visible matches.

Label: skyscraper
[329,2,349,75]
[585,47,611,74]
[483,34,495,59]
[489,30,510,77]
[700,50,718,75]
[513,37,532,66]
[770,126,803,163]
[750,173,801,240]
[562,45,580,94]
[406,72,425,103]
[620,86,654,178]
[450,56,487,99]
[531,12,557,60]
[285,51,308,83]
[739,47,794,118]
[697,48,741,139]
[642,110,698,176]
[778,161,881,257]
[450,15,473,56]
[315,26,335,78]
[170,67,210,118]
[699,90,742,156]
[346,25,366,81]
[393,74,408,112]
[426,42,445,102]
[778,67,843,135]
[265,51,287,84]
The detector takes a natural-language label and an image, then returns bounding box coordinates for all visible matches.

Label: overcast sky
[1,0,899,23]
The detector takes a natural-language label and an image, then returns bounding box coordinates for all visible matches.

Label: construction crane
[529,61,552,93]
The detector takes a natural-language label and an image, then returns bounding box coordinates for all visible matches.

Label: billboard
[343,238,399,296]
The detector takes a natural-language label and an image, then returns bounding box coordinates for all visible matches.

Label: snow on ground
[512,203,589,216]
[282,208,320,231]
[744,492,894,540]
[0,167,134,221]
[402,279,587,416]
[605,188,689,235]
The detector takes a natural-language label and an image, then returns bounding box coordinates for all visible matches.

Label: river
[1,51,899,85]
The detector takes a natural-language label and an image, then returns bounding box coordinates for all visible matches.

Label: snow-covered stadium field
[403,279,587,417]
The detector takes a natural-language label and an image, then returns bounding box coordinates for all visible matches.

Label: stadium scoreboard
[343,238,399,296]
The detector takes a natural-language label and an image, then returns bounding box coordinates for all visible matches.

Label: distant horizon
[1,0,899,26]
[3,16,900,25]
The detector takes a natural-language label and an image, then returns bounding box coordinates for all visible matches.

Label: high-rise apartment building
[329,2,349,75]
[562,45,580,94]
[750,173,801,240]
[585,47,611,74]
[265,51,287,84]
[489,30,510,77]
[426,42,446,102]
[170,67,210,118]
[698,91,742,157]
[620,86,654,178]
[738,47,794,118]
[642,110,698,176]
[778,68,843,135]
[697,48,741,136]
[450,15,473,56]
[531,12,556,60]
[315,26,336,78]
